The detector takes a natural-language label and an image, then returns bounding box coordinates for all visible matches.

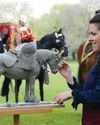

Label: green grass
[0,60,82,125]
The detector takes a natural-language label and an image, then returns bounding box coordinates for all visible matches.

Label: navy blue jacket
[68,64,100,110]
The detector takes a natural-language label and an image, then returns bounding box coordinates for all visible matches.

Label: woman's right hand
[54,91,72,104]
[59,61,74,85]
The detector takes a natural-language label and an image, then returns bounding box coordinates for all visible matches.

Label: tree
[0,1,34,23]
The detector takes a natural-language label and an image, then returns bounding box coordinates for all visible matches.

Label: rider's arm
[27,27,36,42]
[7,31,15,49]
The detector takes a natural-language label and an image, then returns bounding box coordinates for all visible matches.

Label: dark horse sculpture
[1,28,68,102]
[77,40,96,85]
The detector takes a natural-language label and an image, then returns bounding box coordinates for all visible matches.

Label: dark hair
[90,14,100,23]
[90,13,100,64]
[89,14,100,30]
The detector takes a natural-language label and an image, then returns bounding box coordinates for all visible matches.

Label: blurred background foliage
[0,0,100,59]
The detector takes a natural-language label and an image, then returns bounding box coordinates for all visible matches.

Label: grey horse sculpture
[0,42,61,102]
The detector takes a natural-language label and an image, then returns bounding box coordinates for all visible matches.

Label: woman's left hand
[59,61,74,85]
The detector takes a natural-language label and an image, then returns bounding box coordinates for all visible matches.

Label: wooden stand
[0,102,65,125]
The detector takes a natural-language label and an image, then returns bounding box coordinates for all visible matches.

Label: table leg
[13,114,20,125]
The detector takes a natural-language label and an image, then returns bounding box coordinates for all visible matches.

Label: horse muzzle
[51,69,58,74]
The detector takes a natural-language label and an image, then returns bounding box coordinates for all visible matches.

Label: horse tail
[1,77,11,102]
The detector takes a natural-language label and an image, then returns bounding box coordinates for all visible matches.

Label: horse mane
[38,34,52,44]
[36,49,54,61]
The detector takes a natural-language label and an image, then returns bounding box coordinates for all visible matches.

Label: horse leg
[39,78,44,101]
[15,79,22,103]
[29,77,36,102]
[1,77,11,102]
[24,79,30,102]
[38,68,45,101]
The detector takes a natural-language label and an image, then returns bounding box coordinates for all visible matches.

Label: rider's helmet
[19,15,27,26]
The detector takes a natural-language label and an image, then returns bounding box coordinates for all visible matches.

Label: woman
[55,13,100,125]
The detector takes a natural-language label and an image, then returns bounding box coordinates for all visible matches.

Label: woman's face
[88,23,100,52]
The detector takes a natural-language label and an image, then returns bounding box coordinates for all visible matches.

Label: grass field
[0,60,82,125]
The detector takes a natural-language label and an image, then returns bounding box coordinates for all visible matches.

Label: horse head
[37,28,68,57]
[52,28,68,57]
[47,50,63,74]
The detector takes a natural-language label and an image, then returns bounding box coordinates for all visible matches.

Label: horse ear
[58,28,62,33]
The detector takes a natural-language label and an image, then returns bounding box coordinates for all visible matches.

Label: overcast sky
[1,0,80,18]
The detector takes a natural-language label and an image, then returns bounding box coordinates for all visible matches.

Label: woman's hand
[54,91,72,104]
[59,61,74,85]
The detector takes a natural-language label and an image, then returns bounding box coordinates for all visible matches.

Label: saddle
[2,52,18,67]
[2,42,37,70]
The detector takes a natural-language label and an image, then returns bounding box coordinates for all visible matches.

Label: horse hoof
[29,96,40,103]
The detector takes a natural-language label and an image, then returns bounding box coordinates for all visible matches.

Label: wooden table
[0,102,65,125]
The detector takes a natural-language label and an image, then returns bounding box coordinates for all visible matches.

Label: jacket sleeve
[67,77,82,90]
[28,28,36,41]
[68,73,100,110]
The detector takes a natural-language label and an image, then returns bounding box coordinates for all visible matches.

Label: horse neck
[36,39,53,50]
[36,49,53,64]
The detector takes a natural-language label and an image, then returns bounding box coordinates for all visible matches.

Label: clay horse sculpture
[0,42,61,102]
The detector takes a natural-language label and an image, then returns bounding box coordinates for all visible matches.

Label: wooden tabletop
[0,101,65,115]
